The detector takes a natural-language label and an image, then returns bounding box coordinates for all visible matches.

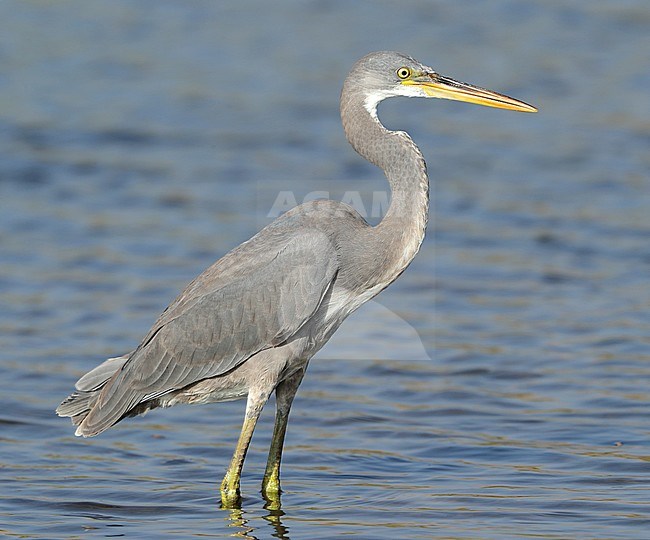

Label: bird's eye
[396,67,411,80]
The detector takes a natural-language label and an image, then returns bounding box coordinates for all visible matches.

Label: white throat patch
[363,85,426,120]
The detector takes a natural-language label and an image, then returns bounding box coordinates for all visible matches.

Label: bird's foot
[220,472,242,508]
[262,462,282,495]
[261,465,282,509]
[262,483,282,511]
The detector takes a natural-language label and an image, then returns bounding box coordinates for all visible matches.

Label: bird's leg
[221,389,270,508]
[262,368,305,500]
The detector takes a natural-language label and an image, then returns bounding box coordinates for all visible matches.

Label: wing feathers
[75,230,338,436]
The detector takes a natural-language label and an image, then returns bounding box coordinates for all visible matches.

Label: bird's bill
[403,73,537,113]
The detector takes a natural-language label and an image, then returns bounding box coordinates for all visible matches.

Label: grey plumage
[56,52,535,501]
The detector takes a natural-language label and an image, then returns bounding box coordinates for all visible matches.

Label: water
[1,1,649,538]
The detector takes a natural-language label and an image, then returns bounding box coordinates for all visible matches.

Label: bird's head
[347,51,537,116]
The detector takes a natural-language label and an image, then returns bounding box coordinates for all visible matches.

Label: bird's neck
[340,93,429,284]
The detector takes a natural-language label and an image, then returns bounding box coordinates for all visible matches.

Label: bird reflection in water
[223,498,289,540]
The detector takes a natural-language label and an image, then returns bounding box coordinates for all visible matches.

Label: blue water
[1,1,649,538]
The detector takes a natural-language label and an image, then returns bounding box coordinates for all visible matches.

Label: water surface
[1,1,649,538]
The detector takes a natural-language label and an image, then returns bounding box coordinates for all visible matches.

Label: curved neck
[340,89,429,284]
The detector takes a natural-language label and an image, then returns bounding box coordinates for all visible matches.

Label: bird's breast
[320,283,386,334]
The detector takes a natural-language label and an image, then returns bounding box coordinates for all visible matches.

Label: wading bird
[57,51,536,506]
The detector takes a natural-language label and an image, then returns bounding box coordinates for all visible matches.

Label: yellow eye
[396,67,411,80]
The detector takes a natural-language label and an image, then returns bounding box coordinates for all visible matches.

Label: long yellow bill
[404,73,537,113]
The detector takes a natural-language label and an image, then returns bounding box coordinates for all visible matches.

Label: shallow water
[1,1,649,538]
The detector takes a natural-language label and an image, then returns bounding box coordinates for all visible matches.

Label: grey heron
[57,51,536,506]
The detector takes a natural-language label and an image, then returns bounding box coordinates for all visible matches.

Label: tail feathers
[56,353,133,437]
[75,354,130,391]
[73,372,143,438]
[56,390,97,423]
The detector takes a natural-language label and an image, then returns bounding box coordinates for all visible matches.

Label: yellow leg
[262,410,290,496]
[262,369,305,501]
[220,392,268,508]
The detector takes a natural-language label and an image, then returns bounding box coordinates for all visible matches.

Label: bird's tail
[56,353,131,436]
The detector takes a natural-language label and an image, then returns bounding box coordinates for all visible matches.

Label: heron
[57,51,536,506]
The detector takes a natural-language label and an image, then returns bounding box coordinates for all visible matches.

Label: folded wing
[76,230,338,436]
